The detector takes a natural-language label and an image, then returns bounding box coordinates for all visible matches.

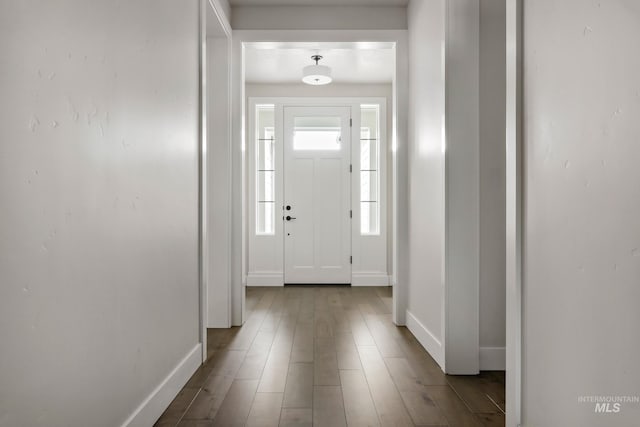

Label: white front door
[283,106,352,284]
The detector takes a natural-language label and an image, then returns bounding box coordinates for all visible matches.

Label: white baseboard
[246,273,284,286]
[121,343,202,427]
[406,310,445,371]
[351,273,390,286]
[480,346,505,371]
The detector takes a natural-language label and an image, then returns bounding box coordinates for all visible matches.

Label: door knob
[286,216,296,221]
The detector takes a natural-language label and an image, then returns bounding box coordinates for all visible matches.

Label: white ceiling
[230,0,408,6]
[245,48,394,84]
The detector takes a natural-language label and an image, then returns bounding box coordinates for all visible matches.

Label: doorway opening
[237,41,401,324]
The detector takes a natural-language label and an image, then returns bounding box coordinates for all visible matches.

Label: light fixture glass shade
[302,64,332,85]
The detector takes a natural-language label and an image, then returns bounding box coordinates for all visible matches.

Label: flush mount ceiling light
[302,55,332,86]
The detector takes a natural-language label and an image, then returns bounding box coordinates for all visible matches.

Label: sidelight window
[256,104,275,235]
[360,105,380,235]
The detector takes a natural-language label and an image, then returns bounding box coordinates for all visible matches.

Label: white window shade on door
[293,116,341,151]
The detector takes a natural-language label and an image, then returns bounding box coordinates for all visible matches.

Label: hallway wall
[407,0,506,373]
[0,1,201,426]
[522,0,640,425]
[406,0,447,368]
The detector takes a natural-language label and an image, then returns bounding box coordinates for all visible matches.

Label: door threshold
[284,283,351,287]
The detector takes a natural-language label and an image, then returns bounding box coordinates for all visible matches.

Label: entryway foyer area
[156,286,505,426]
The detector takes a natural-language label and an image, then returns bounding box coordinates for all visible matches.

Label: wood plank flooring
[155,286,505,427]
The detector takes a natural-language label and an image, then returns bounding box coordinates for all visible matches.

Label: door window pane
[360,105,380,235]
[293,116,341,150]
[256,105,275,235]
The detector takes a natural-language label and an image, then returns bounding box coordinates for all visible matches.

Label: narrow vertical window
[360,105,380,235]
[256,105,275,235]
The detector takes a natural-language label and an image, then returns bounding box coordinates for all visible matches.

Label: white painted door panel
[284,106,351,284]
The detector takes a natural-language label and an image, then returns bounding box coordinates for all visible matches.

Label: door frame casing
[200,0,232,359]
[234,33,408,327]
[505,0,523,425]
[247,97,389,287]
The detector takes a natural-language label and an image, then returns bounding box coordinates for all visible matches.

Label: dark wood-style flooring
[155,286,505,427]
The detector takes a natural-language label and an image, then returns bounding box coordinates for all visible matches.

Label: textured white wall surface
[523,0,640,425]
[0,1,200,426]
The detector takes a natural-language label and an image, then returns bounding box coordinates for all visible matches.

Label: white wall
[0,1,201,426]
[522,0,640,425]
[231,6,407,30]
[444,0,481,375]
[405,0,447,368]
[479,0,506,370]
[246,83,392,99]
